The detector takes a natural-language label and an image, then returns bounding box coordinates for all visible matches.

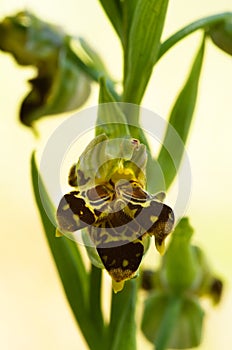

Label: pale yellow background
[1,0,232,349]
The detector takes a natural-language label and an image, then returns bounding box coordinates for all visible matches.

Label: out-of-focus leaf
[0,11,63,64]
[79,37,110,75]
[20,48,91,126]
[0,11,91,127]
[142,292,204,349]
[108,280,137,350]
[208,15,232,56]
[31,151,103,349]
[98,0,124,43]
[68,38,119,101]
[123,0,169,104]
[96,77,130,138]
[157,37,205,189]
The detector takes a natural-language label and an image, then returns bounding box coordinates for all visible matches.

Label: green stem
[157,12,232,60]
[89,265,105,335]
[108,279,137,350]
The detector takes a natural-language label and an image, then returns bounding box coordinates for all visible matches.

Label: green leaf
[66,38,119,101]
[208,15,232,56]
[108,279,137,350]
[123,0,169,104]
[98,0,124,43]
[157,37,205,189]
[142,292,204,349]
[79,37,110,74]
[31,151,103,349]
[96,76,131,138]
[121,0,138,53]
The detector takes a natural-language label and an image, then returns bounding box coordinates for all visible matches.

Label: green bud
[208,16,232,56]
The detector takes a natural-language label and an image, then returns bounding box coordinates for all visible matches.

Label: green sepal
[208,15,232,56]
[162,218,200,293]
[123,0,169,104]
[157,37,205,189]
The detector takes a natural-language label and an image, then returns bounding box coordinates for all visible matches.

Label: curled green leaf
[0,11,91,127]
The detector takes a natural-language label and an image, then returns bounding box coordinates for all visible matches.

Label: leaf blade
[123,0,169,104]
[157,37,205,189]
[98,0,124,43]
[31,151,103,349]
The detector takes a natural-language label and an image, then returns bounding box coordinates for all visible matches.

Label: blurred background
[1,0,232,349]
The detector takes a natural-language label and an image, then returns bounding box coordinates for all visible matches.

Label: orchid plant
[1,2,231,349]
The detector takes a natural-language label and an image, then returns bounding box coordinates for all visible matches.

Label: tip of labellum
[155,238,166,256]
[112,280,125,293]
[55,228,63,237]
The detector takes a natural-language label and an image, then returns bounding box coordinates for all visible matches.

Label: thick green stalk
[108,280,137,350]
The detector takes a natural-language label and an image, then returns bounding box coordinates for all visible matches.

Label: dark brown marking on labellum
[97,240,144,282]
[56,191,95,232]
[68,164,77,187]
